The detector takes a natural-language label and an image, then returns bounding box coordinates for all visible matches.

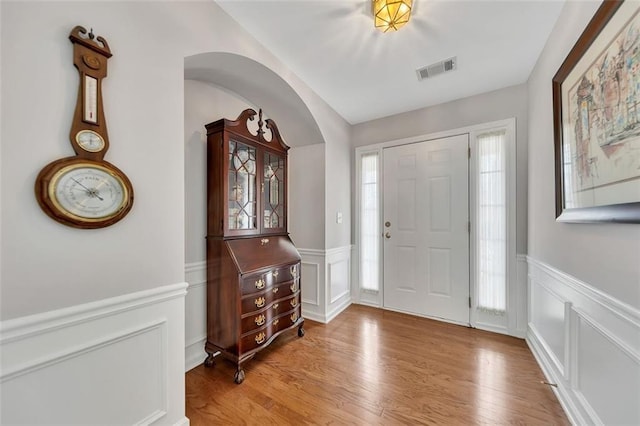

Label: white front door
[382,134,470,324]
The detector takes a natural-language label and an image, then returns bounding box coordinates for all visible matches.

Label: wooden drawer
[241,288,300,315]
[240,263,300,295]
[240,284,300,333]
[239,306,302,353]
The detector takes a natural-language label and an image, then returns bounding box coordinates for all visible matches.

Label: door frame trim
[354,117,518,336]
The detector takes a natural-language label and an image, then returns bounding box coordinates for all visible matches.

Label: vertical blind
[477,130,507,313]
[360,152,380,291]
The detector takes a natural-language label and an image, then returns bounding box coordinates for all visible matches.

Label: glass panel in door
[228,140,257,231]
[264,152,285,229]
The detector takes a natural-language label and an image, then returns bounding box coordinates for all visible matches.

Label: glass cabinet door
[263,152,285,230]
[228,140,257,231]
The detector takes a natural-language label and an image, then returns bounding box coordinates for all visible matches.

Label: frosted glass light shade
[373,0,412,33]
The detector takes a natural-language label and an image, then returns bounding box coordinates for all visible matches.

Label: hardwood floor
[186,305,568,425]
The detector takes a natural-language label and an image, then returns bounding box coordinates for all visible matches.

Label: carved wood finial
[257,109,265,139]
[69,25,112,58]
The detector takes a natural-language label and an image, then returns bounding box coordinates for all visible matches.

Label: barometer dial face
[48,162,129,221]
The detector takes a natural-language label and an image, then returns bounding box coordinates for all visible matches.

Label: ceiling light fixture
[372,0,412,33]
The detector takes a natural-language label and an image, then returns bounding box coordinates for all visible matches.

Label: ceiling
[216,0,566,125]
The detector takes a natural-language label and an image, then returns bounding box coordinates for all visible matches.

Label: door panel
[383,134,469,324]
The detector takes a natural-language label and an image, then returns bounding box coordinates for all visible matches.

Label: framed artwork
[553,0,640,223]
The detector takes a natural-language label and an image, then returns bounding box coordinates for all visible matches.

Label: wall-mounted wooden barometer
[35,26,133,229]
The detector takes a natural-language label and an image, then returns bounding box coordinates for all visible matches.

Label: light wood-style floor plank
[186,305,568,425]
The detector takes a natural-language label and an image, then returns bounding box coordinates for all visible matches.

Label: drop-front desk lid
[225,235,301,275]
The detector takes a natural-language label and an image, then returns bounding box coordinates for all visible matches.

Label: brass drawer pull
[290,299,298,308]
[291,312,298,322]
[255,296,265,308]
[273,303,279,311]
[255,314,265,326]
[290,265,298,277]
[273,318,279,326]
[290,283,297,292]
[272,270,279,278]
[255,278,265,290]
[255,332,266,344]
[273,287,279,294]
[261,238,269,245]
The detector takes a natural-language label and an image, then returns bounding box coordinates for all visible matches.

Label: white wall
[527,0,640,310]
[289,144,326,250]
[527,1,640,424]
[184,80,255,264]
[1,1,187,320]
[184,79,327,261]
[1,1,351,423]
[352,83,529,254]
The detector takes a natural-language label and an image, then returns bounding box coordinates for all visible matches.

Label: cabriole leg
[234,368,245,384]
[204,352,215,367]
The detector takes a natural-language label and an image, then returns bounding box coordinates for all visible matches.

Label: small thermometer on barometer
[84,75,98,123]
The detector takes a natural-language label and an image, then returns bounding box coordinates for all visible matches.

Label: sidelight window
[476,130,507,313]
[359,152,380,291]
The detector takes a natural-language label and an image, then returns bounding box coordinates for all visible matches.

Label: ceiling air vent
[416,57,457,81]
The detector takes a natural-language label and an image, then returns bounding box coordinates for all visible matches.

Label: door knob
[385,232,391,239]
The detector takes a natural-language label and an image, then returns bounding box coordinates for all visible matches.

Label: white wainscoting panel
[329,259,349,303]
[515,254,528,337]
[298,246,352,323]
[325,246,353,323]
[185,261,207,372]
[298,248,326,323]
[0,282,188,426]
[527,257,640,426]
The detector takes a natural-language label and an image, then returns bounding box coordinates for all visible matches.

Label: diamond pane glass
[228,140,257,230]
[264,152,285,229]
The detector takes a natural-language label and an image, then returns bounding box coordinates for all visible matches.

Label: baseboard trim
[135,409,167,426]
[475,322,525,339]
[302,311,326,323]
[527,325,586,426]
[174,416,191,426]
[185,337,207,372]
[326,298,352,323]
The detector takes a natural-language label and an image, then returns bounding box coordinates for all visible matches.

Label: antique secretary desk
[204,109,304,384]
